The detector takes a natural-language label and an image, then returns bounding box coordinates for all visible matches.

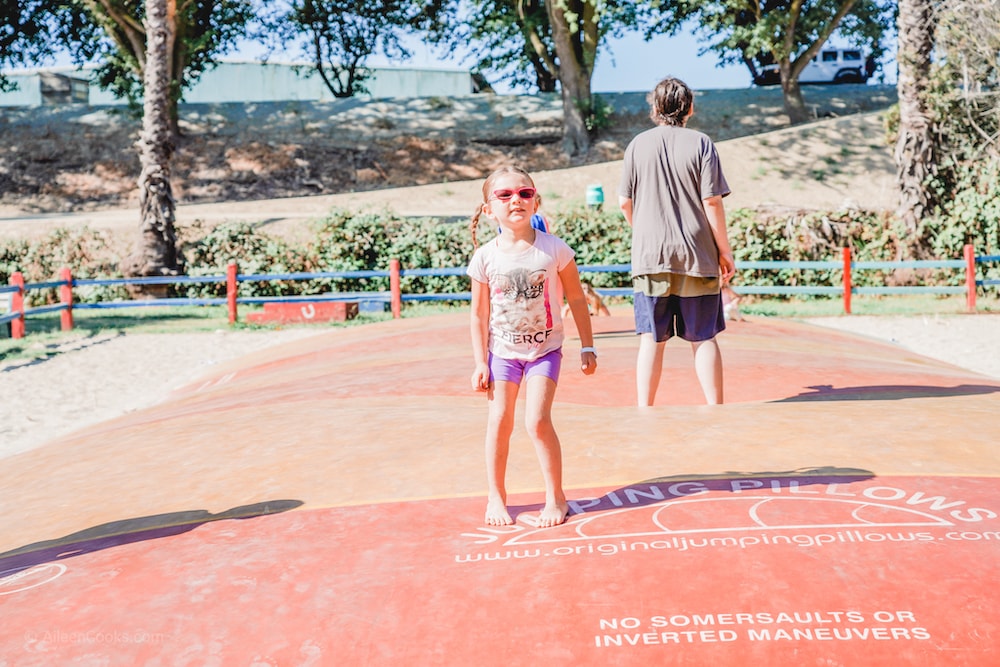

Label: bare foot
[535,501,570,528]
[485,498,513,526]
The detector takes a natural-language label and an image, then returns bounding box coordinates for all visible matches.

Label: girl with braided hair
[467,165,597,527]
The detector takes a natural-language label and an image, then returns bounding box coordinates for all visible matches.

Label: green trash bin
[585,184,605,209]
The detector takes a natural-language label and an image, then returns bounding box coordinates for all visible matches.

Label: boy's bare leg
[524,375,569,527]
[485,381,518,525]
[636,333,665,407]
[692,337,724,404]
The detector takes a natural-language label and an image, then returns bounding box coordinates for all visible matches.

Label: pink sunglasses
[491,187,537,202]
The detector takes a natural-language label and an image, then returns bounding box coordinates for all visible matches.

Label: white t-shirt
[467,231,575,361]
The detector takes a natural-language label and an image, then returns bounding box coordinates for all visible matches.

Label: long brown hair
[470,165,537,248]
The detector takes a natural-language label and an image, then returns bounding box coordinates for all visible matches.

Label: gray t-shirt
[618,124,730,278]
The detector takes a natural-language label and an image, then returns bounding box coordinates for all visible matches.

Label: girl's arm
[470,278,492,391]
[559,260,598,375]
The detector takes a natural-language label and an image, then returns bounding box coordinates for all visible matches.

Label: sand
[2,313,998,460]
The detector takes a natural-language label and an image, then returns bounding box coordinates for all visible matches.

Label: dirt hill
[0,84,898,244]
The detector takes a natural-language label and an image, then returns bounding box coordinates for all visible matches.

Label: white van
[755,48,875,86]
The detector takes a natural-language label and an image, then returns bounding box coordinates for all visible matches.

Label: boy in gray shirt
[618,76,736,406]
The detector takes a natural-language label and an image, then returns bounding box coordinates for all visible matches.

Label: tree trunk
[779,60,810,124]
[122,0,182,286]
[894,0,937,239]
[547,0,593,157]
[557,68,592,156]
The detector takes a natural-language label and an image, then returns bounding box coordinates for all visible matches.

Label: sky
[316,26,893,94]
[589,32,752,92]
[44,16,891,95]
[357,29,754,94]
[38,25,749,92]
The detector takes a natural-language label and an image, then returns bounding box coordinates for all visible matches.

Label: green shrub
[728,207,953,292]
[0,227,125,306]
[180,222,306,298]
[552,205,632,288]
[924,160,1000,286]
[2,203,989,309]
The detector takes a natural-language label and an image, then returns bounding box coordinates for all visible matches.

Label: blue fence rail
[2,244,995,340]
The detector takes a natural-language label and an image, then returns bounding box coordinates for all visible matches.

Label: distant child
[722,277,745,322]
[530,192,551,232]
[562,281,611,318]
[468,166,598,528]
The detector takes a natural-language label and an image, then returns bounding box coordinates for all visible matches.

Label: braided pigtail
[470,203,485,248]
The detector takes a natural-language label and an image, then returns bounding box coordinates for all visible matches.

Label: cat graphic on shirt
[493,268,549,335]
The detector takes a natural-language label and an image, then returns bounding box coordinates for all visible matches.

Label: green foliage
[3,204,991,312]
[382,216,475,295]
[447,0,557,93]
[893,0,1000,279]
[583,95,615,133]
[180,222,306,298]
[52,0,256,114]
[268,0,454,98]
[0,227,125,306]
[452,1,646,94]
[728,207,949,291]
[553,206,632,288]
[0,0,61,90]
[654,0,894,84]
[923,160,1000,285]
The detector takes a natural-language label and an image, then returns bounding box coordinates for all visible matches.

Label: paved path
[1,310,998,665]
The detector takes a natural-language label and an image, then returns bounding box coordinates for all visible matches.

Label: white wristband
[580,346,597,357]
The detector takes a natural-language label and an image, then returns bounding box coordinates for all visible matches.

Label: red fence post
[842,247,852,315]
[59,267,74,331]
[389,259,402,319]
[227,262,238,325]
[10,272,25,339]
[964,244,976,313]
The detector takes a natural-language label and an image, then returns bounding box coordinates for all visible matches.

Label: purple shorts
[489,349,563,385]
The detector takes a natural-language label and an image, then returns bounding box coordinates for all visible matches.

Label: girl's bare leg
[636,333,666,407]
[692,337,724,404]
[523,375,568,527]
[485,380,519,525]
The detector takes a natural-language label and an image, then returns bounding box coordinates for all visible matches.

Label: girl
[467,166,598,528]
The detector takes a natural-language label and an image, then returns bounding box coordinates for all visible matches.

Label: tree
[453,0,558,93]
[546,0,597,155]
[545,0,648,155]
[893,0,937,235]
[654,0,893,124]
[902,0,1000,259]
[121,0,183,283]
[454,0,641,156]
[274,0,452,98]
[930,0,999,166]
[64,0,256,130]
